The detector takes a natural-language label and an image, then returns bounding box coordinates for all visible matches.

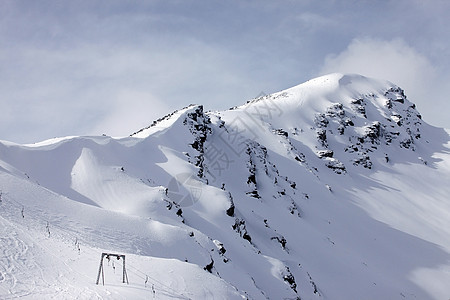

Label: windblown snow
[1,73,450,299]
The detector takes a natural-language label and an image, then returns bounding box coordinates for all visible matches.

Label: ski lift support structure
[96,252,129,285]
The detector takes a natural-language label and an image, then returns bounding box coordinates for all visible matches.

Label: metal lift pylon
[96,253,129,285]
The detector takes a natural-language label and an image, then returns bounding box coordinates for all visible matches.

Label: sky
[1,0,449,143]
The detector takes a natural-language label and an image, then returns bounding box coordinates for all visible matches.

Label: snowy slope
[1,73,450,299]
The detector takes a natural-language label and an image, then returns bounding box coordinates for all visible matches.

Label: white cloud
[319,38,450,128]
[89,89,169,137]
[0,36,259,143]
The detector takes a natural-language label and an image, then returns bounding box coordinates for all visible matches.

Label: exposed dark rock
[273,129,289,137]
[226,204,235,217]
[326,103,345,118]
[246,190,261,199]
[317,150,334,158]
[362,122,382,144]
[325,159,346,174]
[184,105,212,178]
[233,218,252,244]
[314,113,329,128]
[316,129,328,148]
[307,272,320,295]
[400,138,413,149]
[226,191,235,217]
[247,174,256,185]
[351,98,367,118]
[242,232,252,243]
[353,155,372,169]
[283,267,298,293]
[271,236,287,250]
[204,259,214,273]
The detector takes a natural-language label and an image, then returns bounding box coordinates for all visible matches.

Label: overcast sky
[1,0,449,143]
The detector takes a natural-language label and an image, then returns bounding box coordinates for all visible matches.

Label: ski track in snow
[0,209,101,299]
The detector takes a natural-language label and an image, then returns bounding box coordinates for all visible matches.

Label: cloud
[0,32,261,143]
[320,38,436,92]
[319,38,450,128]
[89,89,169,137]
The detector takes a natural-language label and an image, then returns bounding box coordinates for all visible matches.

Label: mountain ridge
[1,73,450,299]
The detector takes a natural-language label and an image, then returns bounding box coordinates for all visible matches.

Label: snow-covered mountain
[1,73,450,299]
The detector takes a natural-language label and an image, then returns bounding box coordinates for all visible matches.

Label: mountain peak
[217,73,425,175]
[130,104,203,138]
